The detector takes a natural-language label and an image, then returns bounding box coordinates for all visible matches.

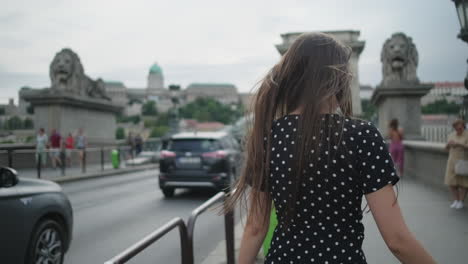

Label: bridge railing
[104,191,235,264]
[104,217,189,264]
[0,138,161,179]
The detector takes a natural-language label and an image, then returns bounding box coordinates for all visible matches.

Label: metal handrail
[186,192,235,264]
[103,191,235,264]
[104,217,189,264]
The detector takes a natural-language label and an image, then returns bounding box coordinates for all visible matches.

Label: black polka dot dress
[265,114,399,264]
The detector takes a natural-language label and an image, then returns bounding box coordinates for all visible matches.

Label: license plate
[178,157,200,164]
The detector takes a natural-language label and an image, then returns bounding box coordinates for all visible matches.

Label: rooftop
[186,83,236,89]
[433,81,465,88]
[105,81,125,86]
[171,131,227,140]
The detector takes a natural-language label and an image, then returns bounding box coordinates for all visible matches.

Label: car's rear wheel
[26,219,66,264]
[162,188,175,198]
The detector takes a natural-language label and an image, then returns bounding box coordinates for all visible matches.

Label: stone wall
[403,140,448,189]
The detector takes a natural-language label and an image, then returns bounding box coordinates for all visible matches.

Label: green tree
[142,101,158,116]
[117,115,141,124]
[0,107,5,115]
[361,99,377,121]
[155,112,169,126]
[150,126,169,138]
[179,97,240,124]
[4,116,23,130]
[115,127,125,139]
[422,99,461,114]
[23,118,34,129]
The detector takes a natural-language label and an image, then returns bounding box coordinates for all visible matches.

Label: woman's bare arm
[366,185,436,264]
[238,190,270,264]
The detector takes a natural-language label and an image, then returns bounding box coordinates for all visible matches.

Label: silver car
[0,167,73,264]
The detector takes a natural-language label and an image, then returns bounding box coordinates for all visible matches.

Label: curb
[51,164,159,184]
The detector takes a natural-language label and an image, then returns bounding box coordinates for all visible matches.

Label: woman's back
[266,114,399,263]
[389,128,403,142]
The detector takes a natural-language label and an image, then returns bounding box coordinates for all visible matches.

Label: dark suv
[159,131,241,197]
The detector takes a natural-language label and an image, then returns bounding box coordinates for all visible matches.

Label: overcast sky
[0,0,467,104]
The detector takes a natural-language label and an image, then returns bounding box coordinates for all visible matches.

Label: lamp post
[168,84,181,135]
[452,0,468,119]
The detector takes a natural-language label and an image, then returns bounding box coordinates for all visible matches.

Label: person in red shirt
[65,133,74,167]
[49,128,62,169]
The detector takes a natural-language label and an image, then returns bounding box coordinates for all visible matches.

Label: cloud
[0,0,466,104]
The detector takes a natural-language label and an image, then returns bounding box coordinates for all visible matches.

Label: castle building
[147,63,164,90]
[421,82,467,106]
[101,63,245,115]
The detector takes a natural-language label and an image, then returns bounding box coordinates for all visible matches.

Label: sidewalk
[201,220,264,264]
[200,177,468,264]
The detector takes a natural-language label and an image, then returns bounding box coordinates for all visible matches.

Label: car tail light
[202,150,228,159]
[160,150,176,158]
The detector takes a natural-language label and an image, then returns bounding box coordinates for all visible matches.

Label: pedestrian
[226,32,435,264]
[65,132,74,167]
[388,119,404,176]
[127,132,135,159]
[135,134,143,155]
[35,128,48,167]
[49,128,62,169]
[445,119,468,210]
[75,128,87,169]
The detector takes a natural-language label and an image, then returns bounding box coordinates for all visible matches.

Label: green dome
[149,63,163,74]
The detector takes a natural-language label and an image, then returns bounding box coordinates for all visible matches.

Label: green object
[149,63,163,74]
[111,149,120,169]
[262,205,278,256]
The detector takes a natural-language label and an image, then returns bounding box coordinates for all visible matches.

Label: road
[61,169,233,264]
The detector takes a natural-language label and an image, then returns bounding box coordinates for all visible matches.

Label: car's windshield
[168,139,220,152]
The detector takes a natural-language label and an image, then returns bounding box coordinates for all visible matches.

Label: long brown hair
[226,32,353,227]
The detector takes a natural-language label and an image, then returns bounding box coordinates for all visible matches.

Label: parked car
[158,131,241,197]
[0,167,73,264]
[126,150,161,166]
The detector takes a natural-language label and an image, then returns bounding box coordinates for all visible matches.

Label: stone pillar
[24,93,122,146]
[21,48,123,146]
[372,84,432,140]
[275,30,365,116]
[371,32,432,140]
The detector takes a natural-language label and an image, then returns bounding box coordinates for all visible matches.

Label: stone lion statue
[381,32,419,86]
[49,48,110,100]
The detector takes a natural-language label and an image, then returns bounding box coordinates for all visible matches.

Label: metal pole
[225,209,235,264]
[117,147,121,169]
[37,153,41,179]
[101,147,104,171]
[82,149,87,173]
[60,149,66,176]
[7,150,12,167]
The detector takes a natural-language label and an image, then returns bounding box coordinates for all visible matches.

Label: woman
[35,128,48,167]
[226,33,434,264]
[65,132,74,167]
[445,119,468,210]
[388,119,404,176]
[75,128,87,169]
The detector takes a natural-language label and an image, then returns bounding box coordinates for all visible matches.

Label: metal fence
[421,125,451,143]
[104,191,235,264]
[0,138,161,179]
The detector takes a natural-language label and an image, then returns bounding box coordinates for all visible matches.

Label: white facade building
[421,82,466,105]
